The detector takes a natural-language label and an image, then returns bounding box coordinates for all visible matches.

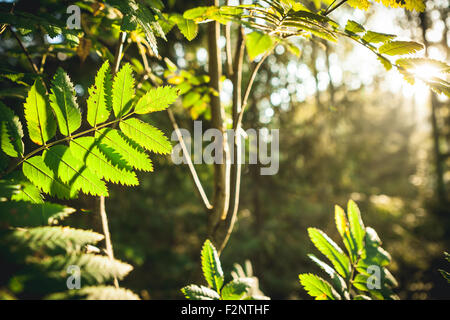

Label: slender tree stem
[224,0,233,77]
[325,0,337,13]
[8,26,40,75]
[217,27,245,254]
[136,49,213,211]
[236,46,274,130]
[207,0,231,241]
[324,0,347,16]
[113,32,127,74]
[217,33,273,254]
[167,108,213,210]
[99,196,119,288]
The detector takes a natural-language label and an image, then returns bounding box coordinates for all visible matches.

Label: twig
[137,49,213,211]
[217,27,245,254]
[235,46,274,130]
[113,32,127,74]
[207,0,231,235]
[324,0,347,16]
[99,196,119,288]
[225,0,233,77]
[324,0,337,14]
[167,108,213,210]
[8,26,40,75]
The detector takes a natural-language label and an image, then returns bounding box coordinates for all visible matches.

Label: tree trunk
[419,12,447,205]
[206,0,231,245]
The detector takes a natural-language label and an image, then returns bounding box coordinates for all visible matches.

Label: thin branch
[207,0,231,237]
[217,27,245,254]
[8,26,40,75]
[167,108,213,210]
[225,23,233,77]
[324,0,347,16]
[225,0,233,77]
[236,46,274,130]
[136,49,213,211]
[39,48,51,74]
[325,0,337,13]
[113,32,127,74]
[99,196,119,288]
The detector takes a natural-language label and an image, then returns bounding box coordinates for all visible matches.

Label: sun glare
[410,64,444,82]
[402,64,447,106]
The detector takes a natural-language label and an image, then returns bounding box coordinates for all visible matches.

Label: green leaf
[347,200,365,255]
[334,205,348,238]
[377,56,393,71]
[49,68,82,136]
[10,180,43,204]
[384,268,398,288]
[34,253,133,284]
[119,118,172,154]
[87,61,112,127]
[134,86,178,114]
[43,145,108,197]
[158,13,176,34]
[245,32,274,61]
[221,278,254,300]
[378,41,424,56]
[0,102,24,157]
[109,0,161,54]
[353,273,369,291]
[24,80,56,145]
[112,64,135,118]
[0,201,75,227]
[439,269,450,283]
[70,137,139,186]
[184,6,241,24]
[354,294,372,300]
[95,128,153,172]
[7,226,104,251]
[425,77,450,97]
[308,227,351,279]
[200,239,224,292]
[183,91,202,108]
[22,155,75,199]
[362,31,396,44]
[170,14,198,41]
[347,0,371,10]
[183,7,209,20]
[299,273,341,300]
[360,227,391,267]
[181,284,220,300]
[345,20,365,34]
[308,254,349,299]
